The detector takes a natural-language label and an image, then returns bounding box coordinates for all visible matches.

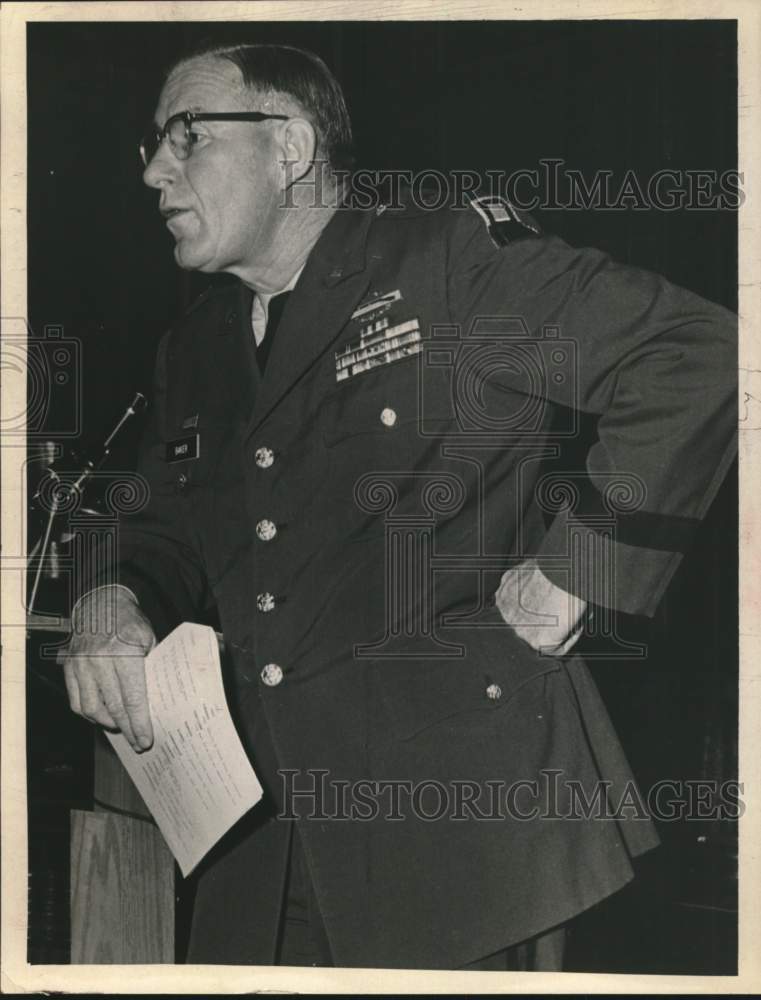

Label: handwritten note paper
[106,623,263,876]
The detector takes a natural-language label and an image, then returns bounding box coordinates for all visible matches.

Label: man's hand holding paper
[63,584,156,751]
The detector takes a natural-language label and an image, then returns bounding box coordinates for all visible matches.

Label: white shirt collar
[251,265,305,346]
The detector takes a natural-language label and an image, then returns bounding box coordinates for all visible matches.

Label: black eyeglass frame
[139,110,291,166]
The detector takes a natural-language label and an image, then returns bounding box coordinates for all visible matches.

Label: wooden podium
[27,611,176,963]
[27,447,177,961]
[69,733,175,963]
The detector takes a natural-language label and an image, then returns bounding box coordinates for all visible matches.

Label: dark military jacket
[108,195,736,968]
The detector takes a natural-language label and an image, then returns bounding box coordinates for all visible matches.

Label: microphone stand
[27,392,147,630]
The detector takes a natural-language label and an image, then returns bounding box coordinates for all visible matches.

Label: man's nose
[142,141,180,190]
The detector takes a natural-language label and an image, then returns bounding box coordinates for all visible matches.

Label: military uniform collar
[313,201,374,287]
[242,205,376,437]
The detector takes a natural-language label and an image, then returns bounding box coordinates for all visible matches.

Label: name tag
[166,434,200,463]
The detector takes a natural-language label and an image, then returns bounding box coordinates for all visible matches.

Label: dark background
[26,19,738,971]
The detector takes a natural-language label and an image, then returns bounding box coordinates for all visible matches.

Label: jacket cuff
[71,584,139,623]
[75,556,194,641]
[536,508,685,617]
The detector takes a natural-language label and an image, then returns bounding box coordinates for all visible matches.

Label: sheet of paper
[106,622,263,876]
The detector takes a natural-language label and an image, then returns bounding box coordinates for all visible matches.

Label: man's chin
[173,242,213,272]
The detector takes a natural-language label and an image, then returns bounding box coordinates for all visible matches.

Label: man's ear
[278,117,317,189]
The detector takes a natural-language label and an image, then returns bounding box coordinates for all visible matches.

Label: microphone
[28,392,148,619]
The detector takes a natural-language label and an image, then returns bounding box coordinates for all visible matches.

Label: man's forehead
[155,56,252,121]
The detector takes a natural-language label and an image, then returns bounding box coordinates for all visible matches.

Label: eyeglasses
[139,110,290,166]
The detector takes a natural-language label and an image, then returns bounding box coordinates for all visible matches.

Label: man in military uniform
[62,43,736,969]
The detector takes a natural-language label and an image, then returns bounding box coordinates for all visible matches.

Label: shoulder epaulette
[468,194,542,247]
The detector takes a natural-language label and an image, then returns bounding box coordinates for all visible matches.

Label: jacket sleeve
[77,329,211,638]
[446,206,737,616]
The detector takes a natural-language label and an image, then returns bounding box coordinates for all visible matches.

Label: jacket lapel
[189,280,261,428]
[244,207,375,438]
